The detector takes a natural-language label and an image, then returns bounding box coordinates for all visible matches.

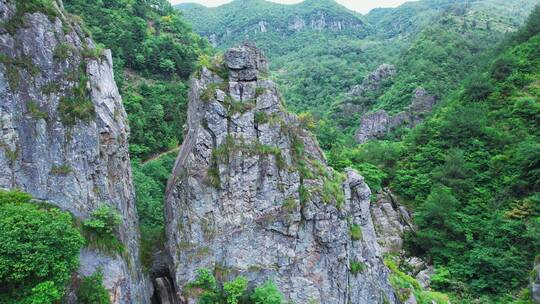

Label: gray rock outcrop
[165,44,398,304]
[332,64,396,128]
[0,1,149,302]
[355,87,437,143]
[370,190,414,254]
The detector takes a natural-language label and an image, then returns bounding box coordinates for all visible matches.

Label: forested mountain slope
[329,6,540,303]
[177,0,537,116]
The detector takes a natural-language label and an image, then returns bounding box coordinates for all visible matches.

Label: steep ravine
[164,44,399,304]
[0,1,150,302]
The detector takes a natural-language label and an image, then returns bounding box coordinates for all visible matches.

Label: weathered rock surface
[355,87,437,143]
[370,190,413,254]
[0,1,149,302]
[165,44,398,303]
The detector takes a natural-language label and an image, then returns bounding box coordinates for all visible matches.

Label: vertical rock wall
[0,1,149,302]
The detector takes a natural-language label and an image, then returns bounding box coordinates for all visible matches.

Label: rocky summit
[164,44,398,304]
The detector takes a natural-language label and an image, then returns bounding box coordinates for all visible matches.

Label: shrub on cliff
[0,190,84,303]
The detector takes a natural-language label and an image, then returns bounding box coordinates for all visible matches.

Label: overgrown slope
[331,6,540,303]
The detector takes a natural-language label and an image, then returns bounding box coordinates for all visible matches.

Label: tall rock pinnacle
[164,44,398,303]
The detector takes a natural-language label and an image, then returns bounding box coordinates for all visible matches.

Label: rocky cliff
[355,88,437,143]
[164,44,398,303]
[370,190,413,255]
[0,1,149,302]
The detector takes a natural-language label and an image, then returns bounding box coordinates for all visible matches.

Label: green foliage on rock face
[2,0,58,35]
[82,205,124,255]
[0,190,84,304]
[384,256,450,304]
[0,53,40,91]
[350,260,365,276]
[58,65,95,127]
[186,268,285,304]
[349,223,362,241]
[53,42,74,60]
[76,271,111,304]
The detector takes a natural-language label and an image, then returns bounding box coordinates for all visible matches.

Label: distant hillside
[177,0,538,116]
[176,0,369,48]
[176,0,391,115]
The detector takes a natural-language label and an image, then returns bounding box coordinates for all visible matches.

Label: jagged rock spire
[165,45,398,303]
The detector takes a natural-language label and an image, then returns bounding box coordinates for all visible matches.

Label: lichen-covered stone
[165,44,398,304]
[0,1,150,302]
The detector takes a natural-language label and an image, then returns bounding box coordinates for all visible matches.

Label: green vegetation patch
[82,205,124,255]
[131,152,177,270]
[26,100,48,120]
[349,223,362,241]
[50,164,72,175]
[53,42,74,60]
[0,190,84,304]
[3,0,58,35]
[198,54,229,80]
[0,54,40,91]
[76,270,111,304]
[350,260,365,276]
[185,268,285,304]
[58,67,95,127]
[384,256,450,304]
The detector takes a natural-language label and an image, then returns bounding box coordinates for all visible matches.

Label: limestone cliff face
[346,64,397,100]
[165,44,398,304]
[0,1,149,302]
[205,11,365,48]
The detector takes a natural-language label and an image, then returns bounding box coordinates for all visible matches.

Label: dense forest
[0,0,539,303]
[330,7,540,302]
